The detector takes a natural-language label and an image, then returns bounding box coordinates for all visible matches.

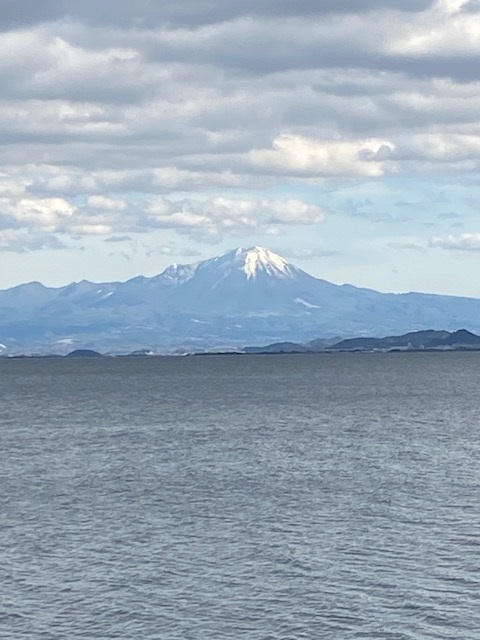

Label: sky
[2,0,480,295]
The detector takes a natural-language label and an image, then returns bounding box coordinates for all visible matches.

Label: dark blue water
[1,353,479,639]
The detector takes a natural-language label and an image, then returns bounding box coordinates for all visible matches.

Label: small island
[65,349,103,358]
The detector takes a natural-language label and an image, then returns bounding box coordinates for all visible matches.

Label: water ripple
[1,353,479,638]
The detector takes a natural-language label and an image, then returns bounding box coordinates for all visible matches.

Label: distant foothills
[244,329,480,355]
[4,330,480,358]
[3,246,480,356]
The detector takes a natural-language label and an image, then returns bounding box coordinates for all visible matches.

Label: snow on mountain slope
[156,262,199,286]
[224,246,295,279]
[241,246,291,279]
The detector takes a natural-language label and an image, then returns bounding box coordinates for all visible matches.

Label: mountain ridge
[2,246,480,354]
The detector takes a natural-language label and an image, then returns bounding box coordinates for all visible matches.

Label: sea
[1,352,479,639]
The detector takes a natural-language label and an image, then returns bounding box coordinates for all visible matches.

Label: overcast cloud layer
[2,0,480,294]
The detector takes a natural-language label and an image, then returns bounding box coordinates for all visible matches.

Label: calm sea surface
[1,353,479,639]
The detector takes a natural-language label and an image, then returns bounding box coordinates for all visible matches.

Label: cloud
[146,196,325,240]
[0,229,67,253]
[1,4,480,197]
[143,245,202,258]
[70,223,112,235]
[344,200,413,224]
[265,199,325,224]
[0,190,325,244]
[387,0,480,59]
[250,135,394,177]
[465,0,480,10]
[437,212,462,219]
[396,133,480,166]
[282,247,340,259]
[87,196,127,211]
[430,232,480,250]
[103,235,132,243]
[0,1,433,32]
[388,241,427,252]
[6,197,75,230]
[2,0,480,258]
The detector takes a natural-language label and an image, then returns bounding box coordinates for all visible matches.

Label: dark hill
[66,349,103,358]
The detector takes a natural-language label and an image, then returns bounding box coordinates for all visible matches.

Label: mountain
[3,246,480,354]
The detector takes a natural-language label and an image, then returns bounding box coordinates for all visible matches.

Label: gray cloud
[343,200,413,224]
[103,235,132,243]
[0,229,67,252]
[388,241,427,252]
[437,212,462,220]
[463,0,480,11]
[0,1,433,31]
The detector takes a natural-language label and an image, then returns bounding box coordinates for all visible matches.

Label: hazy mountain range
[2,246,480,355]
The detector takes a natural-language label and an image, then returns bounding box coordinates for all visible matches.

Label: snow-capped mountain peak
[194,245,299,283]
[157,246,298,287]
[234,246,292,279]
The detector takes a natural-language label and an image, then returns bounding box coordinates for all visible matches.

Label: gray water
[1,353,479,639]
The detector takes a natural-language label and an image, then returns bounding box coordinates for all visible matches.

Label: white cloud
[87,195,127,210]
[249,135,395,177]
[263,199,325,224]
[146,196,325,239]
[388,0,480,58]
[9,197,75,230]
[0,188,325,245]
[430,233,480,250]
[70,223,113,235]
